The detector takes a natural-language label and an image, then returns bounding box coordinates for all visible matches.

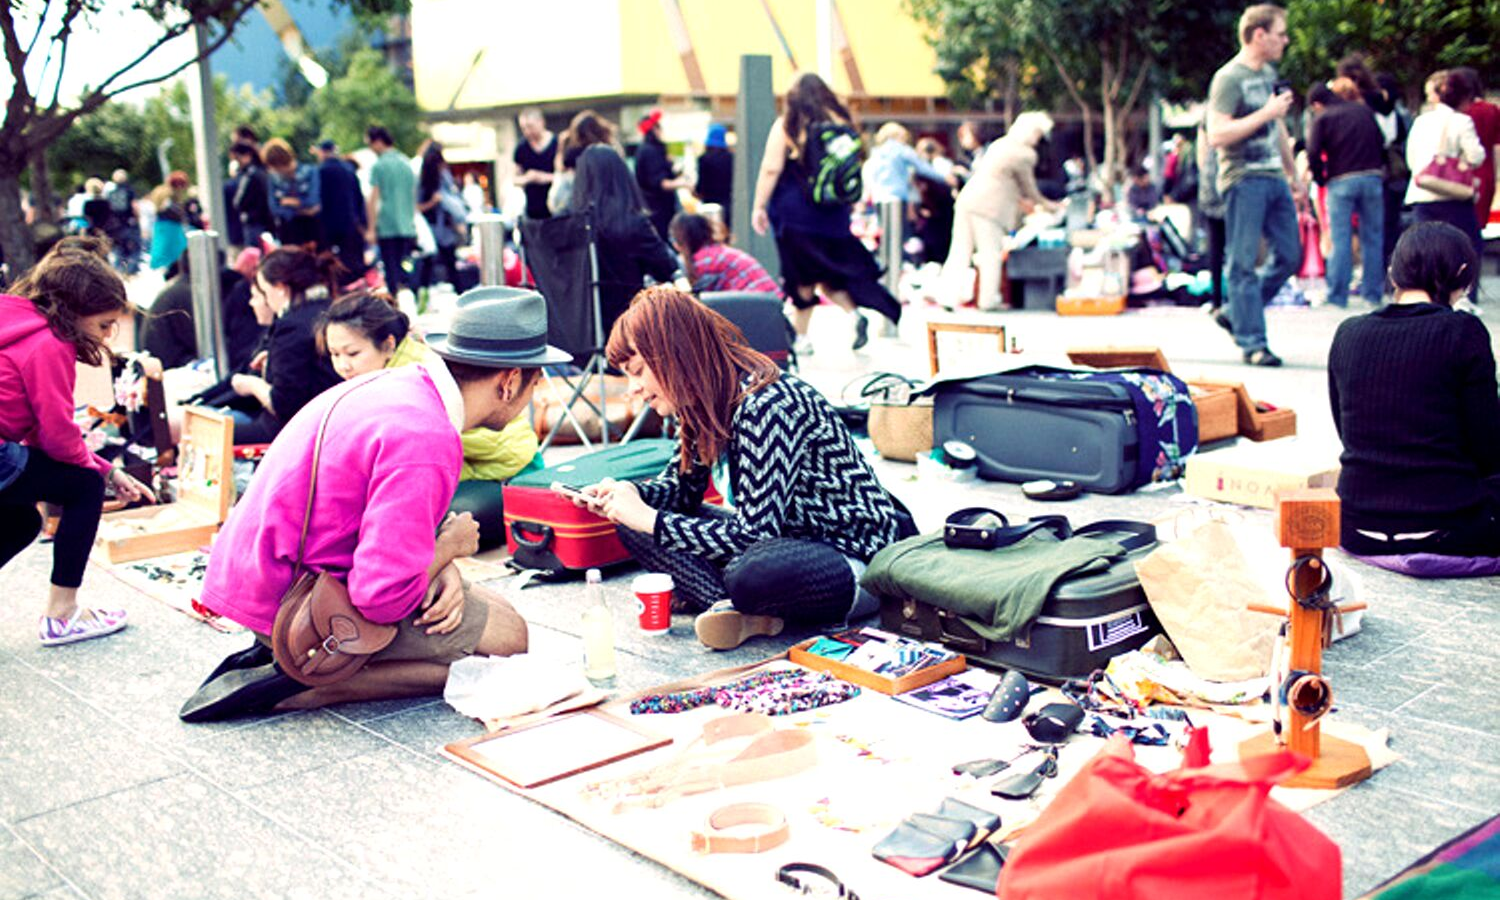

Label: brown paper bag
[1134,520,1279,681]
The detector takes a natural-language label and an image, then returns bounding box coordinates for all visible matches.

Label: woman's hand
[436,511,481,560]
[110,469,156,504]
[597,479,657,534]
[231,373,268,400]
[553,481,607,511]
[751,207,770,236]
[249,350,268,372]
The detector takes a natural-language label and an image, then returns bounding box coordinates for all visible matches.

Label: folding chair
[699,291,797,371]
[518,210,618,452]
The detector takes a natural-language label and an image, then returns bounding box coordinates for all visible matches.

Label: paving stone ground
[2,283,1496,899]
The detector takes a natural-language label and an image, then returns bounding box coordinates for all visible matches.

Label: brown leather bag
[271,378,398,686]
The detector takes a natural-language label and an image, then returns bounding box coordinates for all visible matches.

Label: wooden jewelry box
[96,407,235,563]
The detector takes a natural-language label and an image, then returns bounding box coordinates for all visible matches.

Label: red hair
[606,286,779,471]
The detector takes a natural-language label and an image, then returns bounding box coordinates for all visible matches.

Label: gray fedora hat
[426,286,572,367]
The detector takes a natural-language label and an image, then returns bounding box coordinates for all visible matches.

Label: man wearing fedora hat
[180,287,570,721]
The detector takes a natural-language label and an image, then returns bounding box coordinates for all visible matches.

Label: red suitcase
[503,439,719,576]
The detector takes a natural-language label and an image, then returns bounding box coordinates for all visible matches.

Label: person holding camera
[1206,4,1302,367]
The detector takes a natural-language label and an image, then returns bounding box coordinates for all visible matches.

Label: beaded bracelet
[630,668,810,715]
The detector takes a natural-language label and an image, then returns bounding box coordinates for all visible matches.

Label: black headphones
[777,863,858,898]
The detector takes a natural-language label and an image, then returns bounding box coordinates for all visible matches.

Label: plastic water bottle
[581,569,617,686]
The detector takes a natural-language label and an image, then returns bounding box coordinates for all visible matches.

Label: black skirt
[774,225,901,321]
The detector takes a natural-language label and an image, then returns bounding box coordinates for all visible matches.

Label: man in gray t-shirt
[1206,4,1302,366]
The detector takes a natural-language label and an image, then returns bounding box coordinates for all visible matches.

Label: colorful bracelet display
[631,669,860,717]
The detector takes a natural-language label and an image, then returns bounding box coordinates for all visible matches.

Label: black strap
[943,509,1073,550]
[777,863,858,899]
[1074,519,1157,552]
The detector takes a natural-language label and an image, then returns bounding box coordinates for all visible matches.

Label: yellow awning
[411,0,946,114]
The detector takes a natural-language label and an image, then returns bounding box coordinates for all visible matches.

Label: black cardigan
[263,298,342,425]
[1328,303,1500,532]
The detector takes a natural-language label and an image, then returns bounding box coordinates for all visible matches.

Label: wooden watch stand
[1239,488,1373,789]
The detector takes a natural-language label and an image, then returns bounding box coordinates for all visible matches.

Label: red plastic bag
[998,736,1340,900]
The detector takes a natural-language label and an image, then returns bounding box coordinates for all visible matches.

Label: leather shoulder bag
[1414,116,1481,201]
[271,376,399,686]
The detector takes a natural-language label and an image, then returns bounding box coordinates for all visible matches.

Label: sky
[2,0,350,109]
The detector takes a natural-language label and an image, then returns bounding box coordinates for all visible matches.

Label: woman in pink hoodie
[0,242,155,645]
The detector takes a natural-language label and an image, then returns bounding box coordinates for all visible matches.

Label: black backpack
[803,122,864,206]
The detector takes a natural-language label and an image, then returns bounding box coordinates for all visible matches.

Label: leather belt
[583,712,818,812]
[690,802,790,854]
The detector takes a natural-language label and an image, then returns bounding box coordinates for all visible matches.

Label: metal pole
[189,23,228,245]
[1149,92,1164,195]
[733,54,778,279]
[878,200,903,295]
[187,230,229,381]
[473,214,507,286]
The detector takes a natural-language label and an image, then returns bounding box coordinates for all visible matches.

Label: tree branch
[45,0,87,112]
[1120,59,1150,122]
[0,2,34,143]
[22,0,53,60]
[86,0,256,101]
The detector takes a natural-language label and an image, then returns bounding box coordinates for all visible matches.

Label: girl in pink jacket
[0,241,155,645]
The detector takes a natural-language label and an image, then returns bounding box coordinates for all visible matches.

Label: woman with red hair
[563,287,912,649]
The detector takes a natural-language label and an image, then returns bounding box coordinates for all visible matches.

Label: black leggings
[615,508,857,624]
[0,451,106,588]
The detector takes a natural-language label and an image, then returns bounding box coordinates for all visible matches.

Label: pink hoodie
[200,365,462,634]
[0,294,112,477]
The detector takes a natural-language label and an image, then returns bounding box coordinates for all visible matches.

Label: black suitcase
[930,367,1196,494]
[879,522,1162,680]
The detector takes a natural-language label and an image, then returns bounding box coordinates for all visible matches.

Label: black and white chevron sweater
[638,374,902,564]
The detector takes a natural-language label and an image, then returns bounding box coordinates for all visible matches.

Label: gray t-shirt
[1208,60,1285,193]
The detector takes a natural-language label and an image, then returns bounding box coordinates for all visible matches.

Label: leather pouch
[1024,702,1084,743]
[938,842,1008,893]
[872,819,963,876]
[935,797,1001,837]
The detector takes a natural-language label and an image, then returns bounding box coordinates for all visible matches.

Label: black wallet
[938,842,1009,893]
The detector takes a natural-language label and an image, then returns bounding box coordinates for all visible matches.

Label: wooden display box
[1191,379,1297,441]
[97,407,234,563]
[788,638,966,695]
[1056,295,1126,316]
[1182,440,1339,509]
[1188,384,1239,443]
[1066,346,1170,371]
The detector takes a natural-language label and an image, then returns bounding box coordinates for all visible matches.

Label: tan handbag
[271,378,398,686]
[859,373,934,463]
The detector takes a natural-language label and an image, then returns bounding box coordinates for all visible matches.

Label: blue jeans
[1325,173,1385,307]
[1224,176,1301,352]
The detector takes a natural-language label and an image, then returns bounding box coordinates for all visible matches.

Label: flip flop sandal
[693,602,784,650]
[989,748,1059,800]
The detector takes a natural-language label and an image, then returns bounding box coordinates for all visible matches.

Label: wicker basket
[869,400,934,462]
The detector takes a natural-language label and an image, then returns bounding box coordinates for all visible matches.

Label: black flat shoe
[990,747,1059,800]
[1243,348,1283,367]
[179,661,307,723]
[198,641,274,689]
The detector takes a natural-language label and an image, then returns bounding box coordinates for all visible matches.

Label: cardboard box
[788,638,966,695]
[1183,440,1340,509]
[96,407,234,563]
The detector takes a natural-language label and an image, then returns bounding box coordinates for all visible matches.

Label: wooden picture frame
[444,709,671,789]
[926,322,1007,375]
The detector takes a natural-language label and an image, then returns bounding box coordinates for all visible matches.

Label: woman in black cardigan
[1328,222,1500,557]
[563,287,912,649]
[570,145,681,340]
[227,247,343,443]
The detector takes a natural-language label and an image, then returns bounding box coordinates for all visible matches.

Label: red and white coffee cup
[633,573,674,635]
